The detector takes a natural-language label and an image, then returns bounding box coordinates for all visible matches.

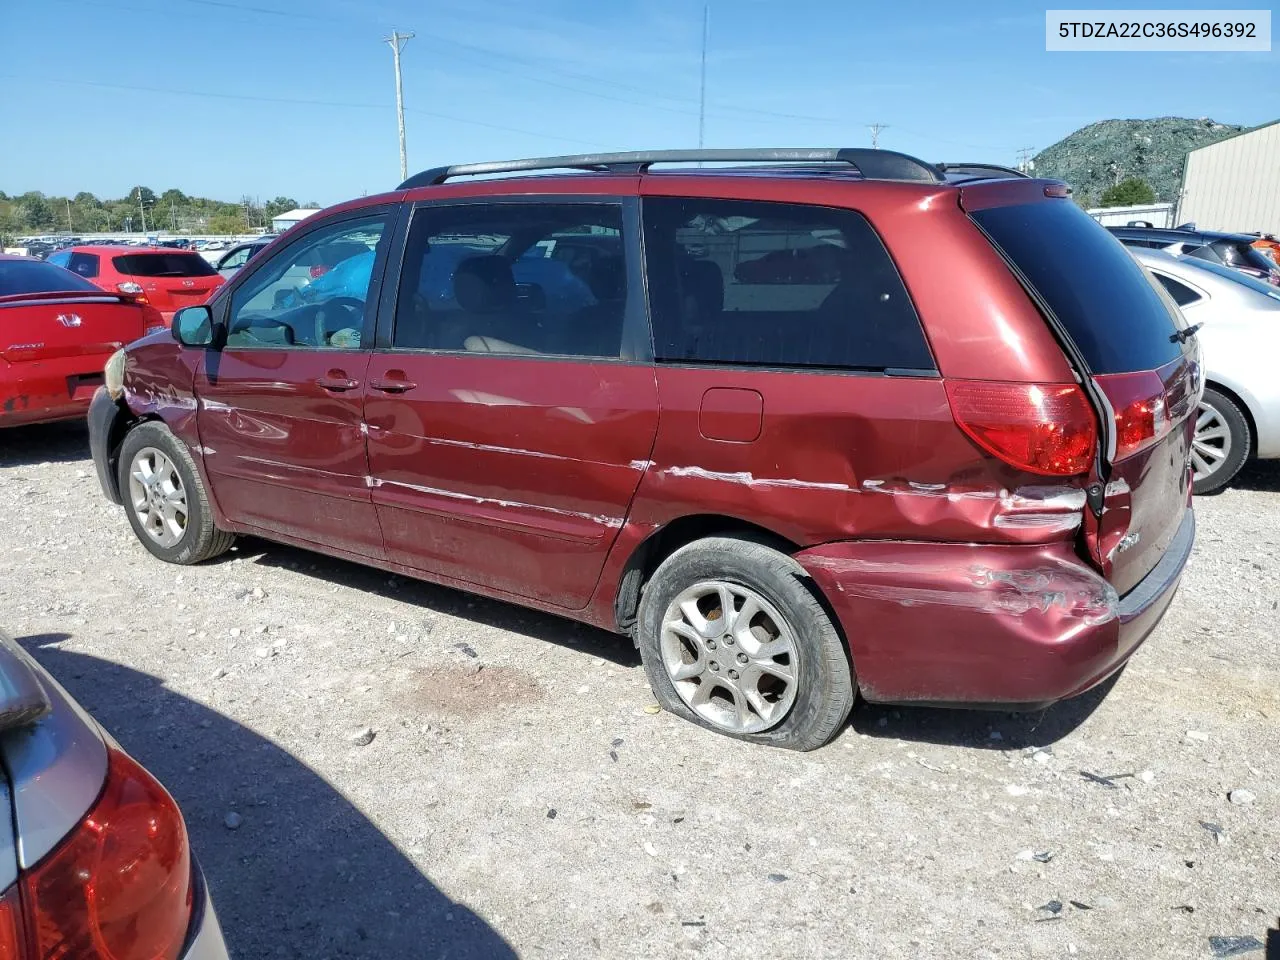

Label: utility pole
[66,198,72,232]
[867,123,888,149]
[1016,146,1036,173]
[137,187,147,234]
[697,4,709,150]
[384,30,415,182]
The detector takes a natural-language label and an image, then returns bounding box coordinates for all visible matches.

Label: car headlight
[104,349,126,400]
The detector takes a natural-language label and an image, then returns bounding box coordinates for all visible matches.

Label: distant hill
[1031,117,1247,207]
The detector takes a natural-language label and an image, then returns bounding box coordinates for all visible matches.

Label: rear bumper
[0,374,100,428]
[798,508,1194,708]
[183,866,231,960]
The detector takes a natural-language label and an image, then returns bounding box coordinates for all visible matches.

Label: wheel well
[102,407,157,500]
[612,515,798,633]
[1205,380,1258,458]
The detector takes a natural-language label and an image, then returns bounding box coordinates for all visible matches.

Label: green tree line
[0,188,320,241]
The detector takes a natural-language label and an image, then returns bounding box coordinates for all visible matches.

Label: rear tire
[118,421,235,564]
[1192,388,1250,495]
[636,536,854,751]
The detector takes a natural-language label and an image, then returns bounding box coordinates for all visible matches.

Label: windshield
[1180,256,1280,302]
[0,258,101,296]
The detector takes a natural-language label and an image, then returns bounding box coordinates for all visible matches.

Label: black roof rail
[936,162,1031,180]
[399,148,945,189]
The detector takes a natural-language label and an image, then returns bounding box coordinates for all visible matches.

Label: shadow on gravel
[850,669,1122,751]
[0,421,91,466]
[224,536,642,668]
[1228,459,1280,494]
[20,632,517,960]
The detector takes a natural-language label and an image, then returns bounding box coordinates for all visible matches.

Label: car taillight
[116,282,149,305]
[1094,370,1173,461]
[308,265,330,279]
[19,749,192,960]
[946,380,1098,477]
[0,887,25,959]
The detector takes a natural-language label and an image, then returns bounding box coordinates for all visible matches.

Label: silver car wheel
[128,446,189,548]
[659,580,799,734]
[1191,401,1232,482]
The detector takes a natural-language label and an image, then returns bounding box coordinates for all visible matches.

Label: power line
[383,30,415,182]
[0,76,606,149]
[867,123,888,149]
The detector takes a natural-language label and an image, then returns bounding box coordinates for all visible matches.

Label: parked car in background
[0,629,230,959]
[1251,233,1280,266]
[1108,225,1280,285]
[48,246,224,321]
[0,255,165,428]
[1130,246,1280,493]
[88,148,1197,751]
[214,238,272,278]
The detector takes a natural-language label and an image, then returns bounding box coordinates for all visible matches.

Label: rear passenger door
[631,193,942,540]
[363,197,658,609]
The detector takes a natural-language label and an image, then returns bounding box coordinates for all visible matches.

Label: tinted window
[1215,240,1278,274]
[0,259,100,296]
[972,201,1183,374]
[227,216,388,349]
[393,203,627,358]
[47,252,71,268]
[641,197,933,371]
[1153,273,1201,306]
[112,253,218,277]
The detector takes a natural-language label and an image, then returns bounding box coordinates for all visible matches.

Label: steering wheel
[313,297,365,346]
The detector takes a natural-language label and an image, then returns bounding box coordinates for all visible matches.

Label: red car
[87,148,1198,751]
[0,255,165,428]
[48,246,224,321]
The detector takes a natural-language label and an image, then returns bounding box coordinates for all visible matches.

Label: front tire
[1192,388,1251,495]
[636,536,854,751]
[118,421,235,564]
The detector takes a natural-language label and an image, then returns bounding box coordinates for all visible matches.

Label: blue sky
[1,0,1275,204]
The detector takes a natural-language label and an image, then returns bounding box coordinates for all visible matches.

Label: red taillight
[0,887,25,959]
[115,282,149,305]
[1095,370,1172,460]
[19,749,192,960]
[308,265,330,279]
[946,380,1098,476]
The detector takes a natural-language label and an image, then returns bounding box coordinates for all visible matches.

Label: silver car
[1131,247,1280,493]
[0,630,229,959]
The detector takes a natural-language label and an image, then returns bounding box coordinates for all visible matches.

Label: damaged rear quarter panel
[798,539,1123,704]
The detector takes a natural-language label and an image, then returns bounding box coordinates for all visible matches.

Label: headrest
[678,257,724,315]
[586,255,626,301]
[453,255,516,312]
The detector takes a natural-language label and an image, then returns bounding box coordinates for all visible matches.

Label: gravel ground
[3,421,1279,960]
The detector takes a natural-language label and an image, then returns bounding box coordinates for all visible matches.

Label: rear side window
[641,197,933,371]
[68,253,100,278]
[112,253,217,278]
[972,202,1184,374]
[1153,273,1201,307]
[0,259,100,296]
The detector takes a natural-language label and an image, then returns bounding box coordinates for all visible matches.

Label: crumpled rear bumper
[797,509,1194,708]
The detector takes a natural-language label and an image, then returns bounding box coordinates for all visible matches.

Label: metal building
[1176,120,1280,235]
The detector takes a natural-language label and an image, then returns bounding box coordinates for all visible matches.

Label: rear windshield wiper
[1170,322,1203,344]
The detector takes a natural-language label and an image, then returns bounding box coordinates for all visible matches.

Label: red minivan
[86,149,1199,750]
[49,246,224,321]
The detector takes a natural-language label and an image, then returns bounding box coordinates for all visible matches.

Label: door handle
[316,373,359,391]
[369,375,418,393]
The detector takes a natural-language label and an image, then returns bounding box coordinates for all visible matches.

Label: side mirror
[172,305,216,347]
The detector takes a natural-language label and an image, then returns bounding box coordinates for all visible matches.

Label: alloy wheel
[128,447,189,548]
[659,580,799,734]
[1191,401,1232,483]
